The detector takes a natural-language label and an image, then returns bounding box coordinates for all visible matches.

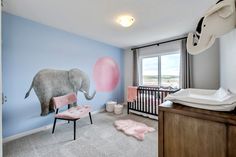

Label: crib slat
[142,90,146,112]
[138,89,139,111]
[136,89,138,111]
[146,90,148,113]
[155,90,157,114]
[139,90,143,111]
[144,89,146,112]
[143,89,145,112]
[150,91,156,113]
[161,91,164,103]
[127,102,130,114]
[141,89,143,111]
[154,91,156,114]
[133,101,135,109]
[148,90,150,113]
[141,89,143,112]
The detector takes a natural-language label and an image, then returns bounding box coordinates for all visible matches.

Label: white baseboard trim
[3,121,65,144]
[3,109,104,144]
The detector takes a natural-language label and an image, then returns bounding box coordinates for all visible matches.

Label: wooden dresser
[158,101,236,157]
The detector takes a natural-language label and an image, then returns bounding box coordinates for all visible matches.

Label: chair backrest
[52,93,77,109]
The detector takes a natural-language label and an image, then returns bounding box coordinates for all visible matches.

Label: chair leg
[74,120,76,140]
[68,105,70,124]
[52,118,57,134]
[127,102,130,114]
[89,112,93,124]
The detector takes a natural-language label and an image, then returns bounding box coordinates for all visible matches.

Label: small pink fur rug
[114,119,155,140]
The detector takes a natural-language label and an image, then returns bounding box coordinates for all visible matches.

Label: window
[142,57,159,86]
[161,54,180,87]
[140,52,180,88]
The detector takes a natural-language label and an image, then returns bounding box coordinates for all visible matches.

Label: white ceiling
[3,0,217,48]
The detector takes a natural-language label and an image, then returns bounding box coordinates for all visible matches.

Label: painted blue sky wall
[2,12,124,138]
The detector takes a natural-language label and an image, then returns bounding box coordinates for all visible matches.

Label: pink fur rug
[114,119,155,140]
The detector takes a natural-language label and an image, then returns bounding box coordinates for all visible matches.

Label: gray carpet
[3,110,157,157]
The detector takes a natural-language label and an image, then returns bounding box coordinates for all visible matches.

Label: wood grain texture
[228,126,236,157]
[159,102,236,125]
[164,112,226,157]
[158,102,236,157]
[158,110,164,157]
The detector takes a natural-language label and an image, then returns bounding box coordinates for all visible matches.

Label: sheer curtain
[180,39,193,88]
[132,49,139,86]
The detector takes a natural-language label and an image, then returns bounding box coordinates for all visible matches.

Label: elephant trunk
[81,90,96,100]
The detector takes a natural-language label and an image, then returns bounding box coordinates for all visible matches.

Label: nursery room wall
[2,12,124,138]
[192,40,220,89]
[220,29,236,93]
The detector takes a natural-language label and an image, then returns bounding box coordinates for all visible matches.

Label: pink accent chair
[51,93,93,140]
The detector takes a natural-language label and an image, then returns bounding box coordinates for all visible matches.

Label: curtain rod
[131,36,187,51]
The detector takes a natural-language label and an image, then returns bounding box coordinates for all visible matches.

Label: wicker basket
[114,104,123,115]
[106,101,117,112]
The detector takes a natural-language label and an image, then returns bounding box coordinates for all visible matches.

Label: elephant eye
[204,25,206,27]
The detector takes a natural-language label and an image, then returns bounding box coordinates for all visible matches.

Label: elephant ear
[68,69,82,92]
[217,5,234,18]
[205,0,235,19]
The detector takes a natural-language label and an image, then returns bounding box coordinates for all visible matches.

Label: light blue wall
[2,12,124,138]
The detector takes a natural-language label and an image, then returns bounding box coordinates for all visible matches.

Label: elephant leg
[35,94,48,116]
[49,100,55,113]
[34,85,51,116]
[40,97,51,116]
[41,104,49,116]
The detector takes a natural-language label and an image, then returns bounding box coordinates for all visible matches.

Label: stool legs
[52,118,57,134]
[89,112,93,124]
[52,116,91,140]
[74,120,76,140]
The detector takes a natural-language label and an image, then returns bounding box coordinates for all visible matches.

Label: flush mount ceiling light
[117,15,135,27]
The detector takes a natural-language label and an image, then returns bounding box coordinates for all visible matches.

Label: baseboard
[3,121,65,144]
[3,109,104,144]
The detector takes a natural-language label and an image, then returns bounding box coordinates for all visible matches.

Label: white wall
[192,39,220,89]
[219,29,236,93]
[124,40,220,101]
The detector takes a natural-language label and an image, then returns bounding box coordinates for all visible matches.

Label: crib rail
[127,86,179,116]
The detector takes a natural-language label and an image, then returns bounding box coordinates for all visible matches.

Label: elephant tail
[25,81,33,99]
[82,90,96,100]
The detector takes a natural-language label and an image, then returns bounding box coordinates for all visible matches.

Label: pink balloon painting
[93,57,120,92]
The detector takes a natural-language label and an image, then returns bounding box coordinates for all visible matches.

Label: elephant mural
[187,0,236,55]
[25,68,96,116]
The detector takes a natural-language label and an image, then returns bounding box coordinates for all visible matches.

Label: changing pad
[165,88,236,111]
